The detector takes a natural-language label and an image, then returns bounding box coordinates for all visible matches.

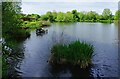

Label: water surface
[15,22,118,77]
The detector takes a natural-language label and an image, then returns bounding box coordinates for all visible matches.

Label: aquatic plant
[50,40,94,68]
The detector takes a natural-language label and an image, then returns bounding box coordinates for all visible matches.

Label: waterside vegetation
[49,40,94,68]
[2,2,119,78]
[20,9,120,29]
[2,2,30,78]
[21,9,119,23]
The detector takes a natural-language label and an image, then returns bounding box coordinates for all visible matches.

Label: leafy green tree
[55,12,74,22]
[40,14,49,21]
[102,8,112,20]
[31,9,115,23]
[31,14,40,20]
[78,12,85,22]
[2,2,30,78]
[55,12,65,22]
[84,12,89,21]
[19,13,27,18]
[2,2,29,40]
[25,14,40,21]
[86,11,98,21]
[52,11,57,22]
[99,15,104,20]
[95,14,100,21]
[46,11,54,22]
[114,10,120,20]
[72,10,79,22]
[63,12,74,22]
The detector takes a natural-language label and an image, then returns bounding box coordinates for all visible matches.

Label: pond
[13,22,118,77]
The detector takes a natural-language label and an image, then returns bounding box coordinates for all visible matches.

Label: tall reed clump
[49,40,94,68]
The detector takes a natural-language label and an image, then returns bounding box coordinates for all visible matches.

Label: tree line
[2,2,120,40]
[21,9,120,23]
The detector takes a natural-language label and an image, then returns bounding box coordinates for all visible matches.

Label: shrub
[21,21,51,29]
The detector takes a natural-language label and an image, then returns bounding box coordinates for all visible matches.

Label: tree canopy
[20,8,116,23]
[102,8,112,20]
[2,2,29,40]
[114,10,120,20]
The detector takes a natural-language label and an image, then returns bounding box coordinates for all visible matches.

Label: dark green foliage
[2,2,30,40]
[2,2,30,78]
[72,10,79,22]
[50,40,94,68]
[40,14,49,21]
[52,11,57,22]
[46,11,54,22]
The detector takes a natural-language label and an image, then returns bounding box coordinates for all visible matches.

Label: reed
[50,40,94,68]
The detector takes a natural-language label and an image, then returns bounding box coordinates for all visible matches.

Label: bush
[21,21,51,29]
[49,40,94,68]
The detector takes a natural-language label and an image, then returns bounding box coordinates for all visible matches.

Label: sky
[21,1,118,15]
[21,0,119,2]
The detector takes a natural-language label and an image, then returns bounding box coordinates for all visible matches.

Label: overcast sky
[21,1,118,15]
[21,0,119,2]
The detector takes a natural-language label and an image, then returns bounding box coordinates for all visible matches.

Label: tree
[72,10,79,22]
[52,11,57,22]
[54,11,74,22]
[46,11,54,22]
[2,2,29,40]
[95,14,100,21]
[55,12,65,22]
[86,11,98,21]
[114,10,120,20]
[102,8,112,20]
[31,14,40,20]
[63,12,74,22]
[2,2,30,78]
[78,12,85,22]
[40,14,49,21]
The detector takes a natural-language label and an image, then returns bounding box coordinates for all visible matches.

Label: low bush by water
[49,40,94,68]
[21,21,51,29]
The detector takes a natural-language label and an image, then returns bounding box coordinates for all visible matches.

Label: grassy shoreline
[21,19,118,30]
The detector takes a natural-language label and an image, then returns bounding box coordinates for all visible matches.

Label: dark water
[15,22,118,77]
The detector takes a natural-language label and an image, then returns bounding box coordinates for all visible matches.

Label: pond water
[14,22,118,78]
